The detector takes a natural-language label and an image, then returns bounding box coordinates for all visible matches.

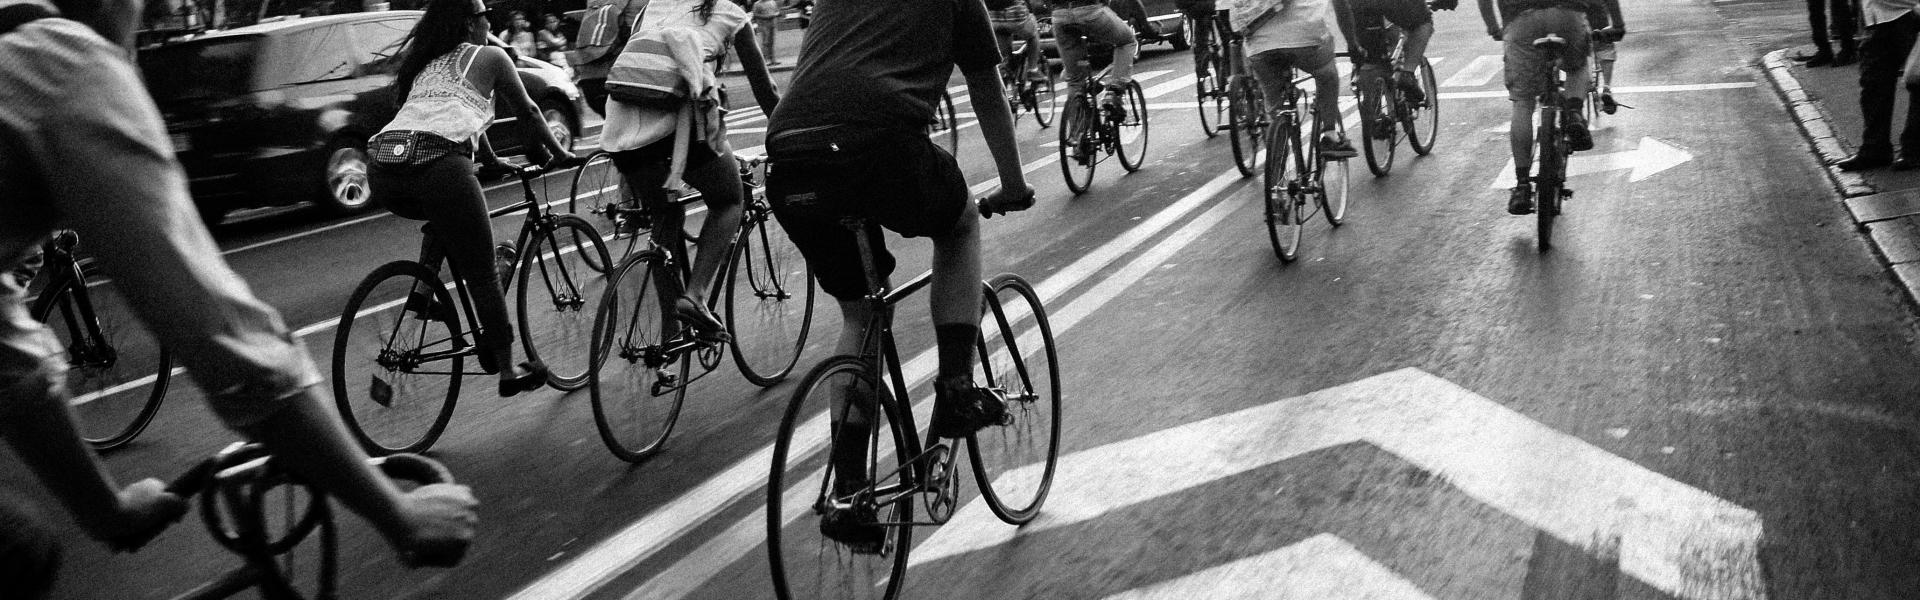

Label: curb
[1761,48,1920,309]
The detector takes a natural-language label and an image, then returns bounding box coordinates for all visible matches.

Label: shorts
[765,127,968,301]
[1592,40,1616,61]
[608,136,722,178]
[1501,7,1590,101]
[1246,44,1337,100]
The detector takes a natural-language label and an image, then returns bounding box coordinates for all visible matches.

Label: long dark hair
[392,0,477,104]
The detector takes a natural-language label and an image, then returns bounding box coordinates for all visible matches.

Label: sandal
[673,296,731,343]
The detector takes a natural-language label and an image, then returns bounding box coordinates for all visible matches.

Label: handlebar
[169,443,455,500]
[510,154,589,180]
[977,188,1036,218]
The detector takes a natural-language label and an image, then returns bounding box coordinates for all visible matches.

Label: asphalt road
[10,0,1920,598]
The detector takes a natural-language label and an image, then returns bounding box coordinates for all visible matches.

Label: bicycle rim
[332,261,462,455]
[1406,59,1440,156]
[968,275,1061,524]
[1359,76,1396,177]
[570,151,628,270]
[1265,122,1303,262]
[589,252,687,462]
[1536,118,1563,252]
[768,356,914,600]
[1034,74,1059,128]
[1195,51,1220,138]
[1319,106,1350,226]
[727,205,817,386]
[1059,97,1096,194]
[247,478,338,600]
[36,284,171,451]
[1115,81,1150,172]
[1227,77,1262,177]
[518,216,613,391]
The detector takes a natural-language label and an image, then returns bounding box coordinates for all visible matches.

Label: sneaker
[1099,90,1126,123]
[1561,112,1594,152]
[927,376,1007,439]
[1318,132,1359,160]
[1395,69,1426,106]
[1599,91,1618,115]
[818,504,885,554]
[493,242,518,291]
[1507,184,1535,215]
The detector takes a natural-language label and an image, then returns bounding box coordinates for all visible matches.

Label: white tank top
[380,43,495,144]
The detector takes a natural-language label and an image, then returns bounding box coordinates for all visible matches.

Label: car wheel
[542,103,575,152]
[321,142,374,215]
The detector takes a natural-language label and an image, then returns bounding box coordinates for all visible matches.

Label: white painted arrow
[1490,136,1693,189]
[1101,535,1436,600]
[908,368,1767,600]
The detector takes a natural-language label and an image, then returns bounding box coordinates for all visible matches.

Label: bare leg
[679,156,745,305]
[1510,99,1536,179]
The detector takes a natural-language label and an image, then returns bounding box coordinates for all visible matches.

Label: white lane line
[1100,535,1436,600]
[969,154,1062,196]
[1437,81,1759,101]
[1440,55,1501,88]
[508,168,1249,600]
[1143,73,1198,100]
[621,170,1249,600]
[221,170,579,256]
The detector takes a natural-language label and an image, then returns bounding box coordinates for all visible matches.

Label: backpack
[570,0,643,66]
[604,27,700,109]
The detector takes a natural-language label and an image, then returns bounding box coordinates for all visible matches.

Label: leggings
[370,155,515,359]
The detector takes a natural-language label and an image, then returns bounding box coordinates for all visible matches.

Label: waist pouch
[368,130,470,175]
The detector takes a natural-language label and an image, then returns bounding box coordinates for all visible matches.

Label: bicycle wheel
[1535,111,1563,252]
[1227,76,1264,177]
[933,90,959,155]
[1358,73,1397,177]
[517,215,614,391]
[32,282,170,451]
[1114,80,1150,172]
[570,151,637,267]
[589,251,689,462]
[768,356,914,600]
[1190,21,1221,138]
[968,274,1061,525]
[1317,99,1351,226]
[1264,118,1303,262]
[1032,70,1059,128]
[244,476,338,600]
[1405,58,1440,156]
[1059,94,1097,194]
[332,261,463,455]
[727,202,817,386]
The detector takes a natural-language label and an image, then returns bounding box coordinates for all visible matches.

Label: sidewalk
[1762,44,1920,308]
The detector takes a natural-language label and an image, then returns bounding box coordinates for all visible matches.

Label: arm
[478,46,572,161]
[49,0,139,50]
[1328,0,1362,60]
[1478,0,1500,39]
[0,375,182,548]
[1603,0,1625,37]
[732,25,782,116]
[962,64,1033,210]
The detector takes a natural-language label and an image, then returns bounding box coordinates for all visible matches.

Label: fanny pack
[368,130,470,175]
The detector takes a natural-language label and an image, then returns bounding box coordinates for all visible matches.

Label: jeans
[1052,5,1137,89]
[1808,0,1859,54]
[370,155,516,358]
[1857,12,1920,153]
[993,15,1046,81]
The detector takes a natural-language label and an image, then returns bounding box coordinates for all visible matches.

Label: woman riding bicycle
[602,0,781,342]
[369,0,576,397]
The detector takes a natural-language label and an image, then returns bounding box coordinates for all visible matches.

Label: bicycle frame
[28,233,112,367]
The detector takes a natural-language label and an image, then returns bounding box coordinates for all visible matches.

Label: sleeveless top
[380,43,494,145]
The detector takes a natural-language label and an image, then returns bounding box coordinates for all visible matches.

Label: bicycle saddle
[1533,34,1566,50]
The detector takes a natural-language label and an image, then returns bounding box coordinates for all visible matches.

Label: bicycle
[155,442,452,600]
[1188,9,1231,139]
[1001,31,1058,128]
[931,89,960,155]
[586,153,816,462]
[766,211,1062,600]
[24,230,174,450]
[1058,68,1149,194]
[1527,32,1582,252]
[1347,17,1440,177]
[1220,23,1267,177]
[1263,69,1352,262]
[1583,28,1626,130]
[331,159,612,454]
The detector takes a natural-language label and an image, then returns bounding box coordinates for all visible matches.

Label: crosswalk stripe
[1144,74,1199,99]
[1440,55,1501,88]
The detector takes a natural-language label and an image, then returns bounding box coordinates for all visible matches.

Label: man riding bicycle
[1477,0,1624,215]
[1331,0,1455,105]
[989,0,1050,84]
[1179,0,1219,79]
[1052,0,1141,115]
[1236,0,1359,159]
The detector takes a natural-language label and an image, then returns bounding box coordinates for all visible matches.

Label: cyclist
[369,0,577,397]
[988,0,1049,85]
[0,2,478,596]
[1476,0,1623,215]
[603,0,781,340]
[1052,0,1140,121]
[1330,0,1455,105]
[1584,3,1625,113]
[764,0,1035,552]
[1237,0,1360,158]
[1178,0,1218,80]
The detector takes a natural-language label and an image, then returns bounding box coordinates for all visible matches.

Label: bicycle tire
[1227,76,1263,177]
[569,150,632,270]
[1115,80,1150,172]
[1265,117,1303,262]
[1405,58,1440,156]
[1059,94,1097,194]
[1033,70,1059,128]
[32,282,170,451]
[517,215,614,391]
[1318,97,1351,226]
[1358,73,1397,177]
[1536,109,1563,252]
[968,274,1062,525]
[1190,19,1222,138]
[589,251,689,462]
[768,355,914,600]
[332,261,463,455]
[727,200,816,386]
[933,89,959,155]
[248,477,338,600]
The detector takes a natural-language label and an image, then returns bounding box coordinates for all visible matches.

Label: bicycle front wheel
[1033,71,1059,128]
[1059,95,1097,194]
[1358,74,1397,177]
[1405,58,1440,156]
[1114,80,1150,172]
[933,90,959,155]
[1318,101,1351,226]
[1227,76,1264,177]
[589,251,689,462]
[518,215,614,391]
[968,274,1061,525]
[1535,113,1564,252]
[1264,119,1303,262]
[33,282,171,451]
[727,201,816,386]
[332,261,463,455]
[768,356,914,600]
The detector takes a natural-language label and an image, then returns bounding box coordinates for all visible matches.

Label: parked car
[138,11,586,226]
[1036,0,1190,61]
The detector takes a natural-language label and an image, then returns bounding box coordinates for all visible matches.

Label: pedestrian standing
[752,0,780,64]
[1834,0,1920,170]
[1794,0,1860,66]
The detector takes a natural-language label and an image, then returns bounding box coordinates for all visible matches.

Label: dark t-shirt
[768,0,1001,137]
[1496,0,1592,22]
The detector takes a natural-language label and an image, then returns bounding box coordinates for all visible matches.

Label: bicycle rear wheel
[1059,95,1097,194]
[932,90,959,155]
[768,356,914,600]
[1358,73,1397,177]
[1031,71,1059,128]
[1317,100,1351,226]
[1192,25,1224,138]
[727,200,817,386]
[570,151,638,267]
[517,215,613,391]
[968,274,1061,525]
[1535,112,1564,252]
[1404,58,1440,156]
[1264,118,1303,262]
[589,251,689,462]
[1227,76,1264,177]
[1114,80,1150,172]
[33,282,171,451]
[240,474,337,600]
[332,261,463,455]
